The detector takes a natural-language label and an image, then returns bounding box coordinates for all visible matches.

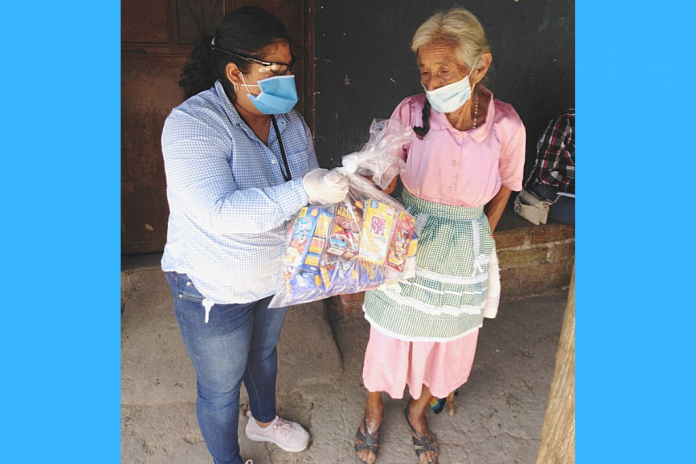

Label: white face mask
[422,62,478,113]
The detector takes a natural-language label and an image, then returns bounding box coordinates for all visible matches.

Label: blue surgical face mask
[240,74,298,115]
[422,62,478,114]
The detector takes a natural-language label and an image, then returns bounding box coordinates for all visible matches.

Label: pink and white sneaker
[244,413,310,452]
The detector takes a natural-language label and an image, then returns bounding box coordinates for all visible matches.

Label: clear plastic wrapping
[340,118,414,189]
[269,119,419,308]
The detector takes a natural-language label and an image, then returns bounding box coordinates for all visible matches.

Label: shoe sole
[244,428,309,453]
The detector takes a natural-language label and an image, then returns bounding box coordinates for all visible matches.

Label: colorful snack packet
[402,231,419,280]
[281,266,325,304]
[326,198,364,260]
[321,258,386,293]
[283,206,333,273]
[407,230,419,257]
[386,211,416,272]
[359,200,395,264]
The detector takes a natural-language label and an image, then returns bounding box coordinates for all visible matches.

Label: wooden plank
[122,54,188,254]
[122,0,170,44]
[536,264,575,464]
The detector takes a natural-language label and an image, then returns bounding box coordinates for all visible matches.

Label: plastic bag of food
[269,119,420,308]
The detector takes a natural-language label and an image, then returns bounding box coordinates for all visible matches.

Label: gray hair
[411,7,491,71]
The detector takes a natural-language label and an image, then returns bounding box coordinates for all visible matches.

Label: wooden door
[122,0,314,254]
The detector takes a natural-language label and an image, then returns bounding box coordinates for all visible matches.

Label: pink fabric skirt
[362,325,480,400]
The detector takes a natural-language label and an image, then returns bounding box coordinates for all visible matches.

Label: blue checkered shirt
[161,80,319,304]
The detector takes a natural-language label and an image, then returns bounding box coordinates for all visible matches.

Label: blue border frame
[578,0,694,461]
[1,1,121,462]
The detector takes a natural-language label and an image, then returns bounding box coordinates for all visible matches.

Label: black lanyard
[271,115,292,182]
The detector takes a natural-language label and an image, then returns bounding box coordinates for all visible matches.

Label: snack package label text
[284,206,333,273]
[327,199,364,260]
[387,211,417,272]
[359,200,395,264]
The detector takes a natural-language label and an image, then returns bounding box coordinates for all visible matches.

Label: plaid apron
[363,188,495,341]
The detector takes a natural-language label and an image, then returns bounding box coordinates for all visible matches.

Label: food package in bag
[320,258,387,294]
[386,211,417,272]
[269,119,420,308]
[386,229,419,283]
[326,198,364,261]
[278,267,327,306]
[359,199,396,265]
[283,206,333,273]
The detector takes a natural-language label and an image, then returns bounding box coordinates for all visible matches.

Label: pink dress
[362,88,525,399]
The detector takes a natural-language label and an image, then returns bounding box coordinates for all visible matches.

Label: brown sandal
[403,404,439,464]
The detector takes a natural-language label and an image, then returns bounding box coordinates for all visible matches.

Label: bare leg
[447,391,455,416]
[355,391,384,464]
[407,384,439,464]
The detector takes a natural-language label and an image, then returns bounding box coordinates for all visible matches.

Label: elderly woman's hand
[359,175,398,194]
[381,175,398,195]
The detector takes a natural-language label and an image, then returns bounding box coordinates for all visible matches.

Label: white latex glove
[302,168,349,204]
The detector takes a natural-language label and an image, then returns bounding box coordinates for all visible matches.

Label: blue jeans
[166,272,288,464]
[531,182,575,224]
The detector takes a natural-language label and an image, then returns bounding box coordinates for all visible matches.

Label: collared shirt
[531,109,575,194]
[161,80,319,304]
[390,89,526,207]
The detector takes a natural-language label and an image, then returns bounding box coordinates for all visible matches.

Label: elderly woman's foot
[405,400,439,464]
[355,400,384,464]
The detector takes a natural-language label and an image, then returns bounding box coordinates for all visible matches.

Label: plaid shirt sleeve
[534,111,575,194]
[162,108,308,234]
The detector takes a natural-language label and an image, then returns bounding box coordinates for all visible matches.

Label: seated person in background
[527,108,575,224]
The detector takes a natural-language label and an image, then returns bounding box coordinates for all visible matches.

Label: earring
[233,83,239,92]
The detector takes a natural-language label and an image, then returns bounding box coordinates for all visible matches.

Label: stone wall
[496,223,575,298]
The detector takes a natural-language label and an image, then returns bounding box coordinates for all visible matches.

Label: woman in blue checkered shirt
[160,7,348,464]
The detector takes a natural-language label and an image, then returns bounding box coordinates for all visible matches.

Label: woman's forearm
[485,186,511,233]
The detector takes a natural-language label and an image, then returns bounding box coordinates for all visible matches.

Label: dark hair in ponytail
[413,99,431,139]
[179,35,218,100]
[179,6,291,101]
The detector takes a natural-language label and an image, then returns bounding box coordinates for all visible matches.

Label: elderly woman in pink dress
[354,8,526,464]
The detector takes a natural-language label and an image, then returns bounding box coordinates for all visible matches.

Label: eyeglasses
[213,48,296,75]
